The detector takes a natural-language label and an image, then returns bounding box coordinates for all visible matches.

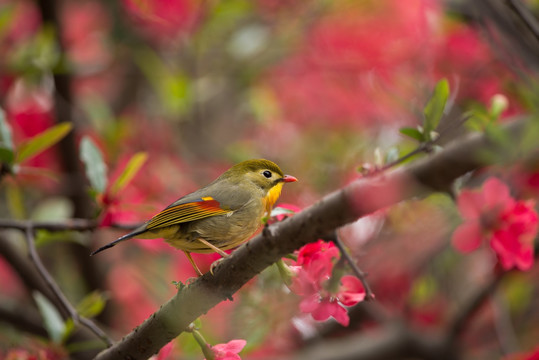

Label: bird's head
[223,159,297,212]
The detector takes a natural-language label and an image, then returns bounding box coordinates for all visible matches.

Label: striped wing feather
[146,197,231,230]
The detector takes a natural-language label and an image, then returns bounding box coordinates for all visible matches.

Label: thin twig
[372,113,471,176]
[447,273,503,341]
[0,218,98,232]
[0,218,139,232]
[492,292,519,355]
[446,240,539,343]
[24,224,114,346]
[506,0,539,42]
[331,231,375,301]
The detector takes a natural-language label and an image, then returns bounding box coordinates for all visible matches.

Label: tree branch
[0,219,98,232]
[0,302,48,338]
[0,234,67,317]
[287,323,455,360]
[93,117,533,359]
[24,225,113,346]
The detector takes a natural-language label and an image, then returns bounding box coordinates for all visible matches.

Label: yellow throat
[263,182,284,216]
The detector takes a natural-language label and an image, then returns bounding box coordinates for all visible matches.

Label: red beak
[282,175,298,183]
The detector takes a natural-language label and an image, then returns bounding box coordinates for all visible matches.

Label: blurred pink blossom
[452,177,538,271]
[205,339,247,360]
[291,241,365,326]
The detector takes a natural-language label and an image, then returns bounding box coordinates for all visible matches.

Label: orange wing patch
[146,197,231,230]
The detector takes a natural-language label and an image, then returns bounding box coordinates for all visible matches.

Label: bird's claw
[210,257,226,275]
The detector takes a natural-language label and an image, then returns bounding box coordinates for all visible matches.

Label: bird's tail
[90,228,146,256]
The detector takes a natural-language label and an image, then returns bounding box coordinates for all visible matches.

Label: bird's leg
[195,238,229,258]
[183,250,203,277]
[193,238,229,275]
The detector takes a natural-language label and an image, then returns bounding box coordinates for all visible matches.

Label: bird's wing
[145,196,232,230]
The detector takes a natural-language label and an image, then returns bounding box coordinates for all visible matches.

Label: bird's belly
[164,212,262,254]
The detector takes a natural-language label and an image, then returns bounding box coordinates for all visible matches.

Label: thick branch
[94,118,532,360]
[36,0,92,219]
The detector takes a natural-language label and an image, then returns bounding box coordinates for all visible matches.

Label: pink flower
[451,177,538,271]
[206,339,247,360]
[291,241,365,326]
[296,239,339,266]
[491,200,538,270]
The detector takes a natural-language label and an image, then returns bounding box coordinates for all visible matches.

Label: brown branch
[0,219,98,232]
[0,218,140,232]
[0,234,67,317]
[92,117,533,359]
[0,302,48,338]
[24,225,113,346]
[34,0,107,303]
[447,273,504,341]
[288,324,456,360]
[506,0,539,42]
[35,0,92,219]
[447,240,539,343]
[331,232,375,301]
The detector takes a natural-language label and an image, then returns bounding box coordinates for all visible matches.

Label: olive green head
[221,159,296,192]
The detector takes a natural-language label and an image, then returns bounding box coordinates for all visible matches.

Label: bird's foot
[210,256,227,275]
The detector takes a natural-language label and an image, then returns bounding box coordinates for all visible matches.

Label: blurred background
[1,0,539,359]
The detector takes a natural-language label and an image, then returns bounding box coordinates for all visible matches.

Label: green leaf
[0,148,14,164]
[109,152,148,196]
[33,291,66,343]
[79,136,108,194]
[16,123,73,164]
[6,182,26,219]
[423,79,449,140]
[0,107,14,164]
[62,318,75,343]
[76,291,107,319]
[399,127,424,142]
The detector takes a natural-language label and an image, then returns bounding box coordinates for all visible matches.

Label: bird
[91,159,297,276]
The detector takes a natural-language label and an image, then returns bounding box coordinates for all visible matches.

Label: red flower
[451,177,538,271]
[291,241,365,326]
[491,200,538,270]
[206,339,247,360]
[296,239,339,266]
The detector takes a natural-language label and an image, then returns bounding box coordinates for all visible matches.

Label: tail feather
[90,229,146,256]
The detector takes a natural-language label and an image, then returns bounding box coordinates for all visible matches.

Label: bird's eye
[262,170,272,178]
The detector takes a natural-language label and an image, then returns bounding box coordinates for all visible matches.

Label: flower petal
[310,298,338,322]
[491,228,535,271]
[483,177,514,211]
[299,294,321,313]
[338,275,366,306]
[311,300,350,327]
[220,340,247,354]
[457,190,484,220]
[451,222,482,253]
